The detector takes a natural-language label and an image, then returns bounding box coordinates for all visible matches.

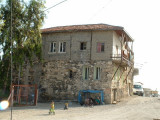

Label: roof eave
[41,28,124,34]
[123,29,134,42]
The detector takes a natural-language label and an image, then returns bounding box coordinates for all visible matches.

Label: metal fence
[10,84,38,106]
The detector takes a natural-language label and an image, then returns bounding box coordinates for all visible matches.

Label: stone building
[22,24,134,104]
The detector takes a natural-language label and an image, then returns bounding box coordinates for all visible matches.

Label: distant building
[133,68,139,76]
[143,88,158,97]
[19,24,134,104]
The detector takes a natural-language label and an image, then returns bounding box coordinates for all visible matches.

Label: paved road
[0,96,160,120]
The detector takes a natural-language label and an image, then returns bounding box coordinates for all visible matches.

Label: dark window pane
[101,43,104,52]
[85,68,87,79]
[69,70,72,78]
[53,43,56,52]
[60,43,63,52]
[50,43,53,52]
[80,43,83,50]
[63,42,66,52]
[80,42,87,50]
[96,67,98,79]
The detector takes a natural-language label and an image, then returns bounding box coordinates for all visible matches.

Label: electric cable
[88,0,113,22]
[44,0,67,12]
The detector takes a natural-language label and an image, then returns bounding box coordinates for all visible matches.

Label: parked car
[133,82,144,96]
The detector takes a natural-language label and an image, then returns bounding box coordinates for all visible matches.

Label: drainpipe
[70,32,72,61]
[90,31,93,61]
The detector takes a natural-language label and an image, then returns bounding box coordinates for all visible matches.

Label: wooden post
[111,64,121,81]
[18,86,21,104]
[26,87,29,105]
[9,85,14,107]
[34,84,38,106]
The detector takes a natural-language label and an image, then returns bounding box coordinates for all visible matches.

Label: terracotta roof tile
[41,24,123,33]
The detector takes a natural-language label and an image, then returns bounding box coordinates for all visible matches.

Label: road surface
[0,96,160,120]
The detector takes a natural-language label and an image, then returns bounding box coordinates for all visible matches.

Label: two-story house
[22,24,134,104]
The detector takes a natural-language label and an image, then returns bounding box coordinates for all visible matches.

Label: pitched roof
[41,24,124,33]
[41,24,133,41]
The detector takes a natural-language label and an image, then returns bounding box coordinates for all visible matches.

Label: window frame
[94,66,101,80]
[82,66,89,80]
[49,42,56,53]
[80,42,87,50]
[59,42,66,53]
[97,42,105,53]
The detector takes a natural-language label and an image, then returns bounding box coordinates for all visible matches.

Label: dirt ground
[1,95,160,120]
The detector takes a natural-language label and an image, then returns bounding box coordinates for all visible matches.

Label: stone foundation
[38,60,113,103]
[15,60,133,104]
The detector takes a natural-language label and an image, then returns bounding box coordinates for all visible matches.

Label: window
[50,42,56,53]
[69,70,73,78]
[94,67,101,80]
[97,43,104,52]
[59,42,66,53]
[82,66,89,80]
[134,85,142,89]
[80,42,87,50]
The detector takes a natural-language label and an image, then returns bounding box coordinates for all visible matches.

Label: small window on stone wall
[49,42,56,53]
[69,70,73,78]
[94,67,101,80]
[59,42,66,53]
[82,66,89,80]
[97,43,104,53]
[80,42,87,50]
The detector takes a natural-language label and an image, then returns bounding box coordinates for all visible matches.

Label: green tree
[0,0,46,94]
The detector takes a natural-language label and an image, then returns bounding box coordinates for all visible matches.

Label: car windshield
[134,85,142,89]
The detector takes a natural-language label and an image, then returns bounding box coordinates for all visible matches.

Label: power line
[88,0,113,22]
[44,0,67,12]
[1,0,68,12]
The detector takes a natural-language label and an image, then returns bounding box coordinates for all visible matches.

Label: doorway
[113,89,117,102]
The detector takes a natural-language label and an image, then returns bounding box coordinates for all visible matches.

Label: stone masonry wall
[38,60,114,103]
[110,64,134,103]
[42,31,113,62]
[14,60,133,104]
[15,30,134,104]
